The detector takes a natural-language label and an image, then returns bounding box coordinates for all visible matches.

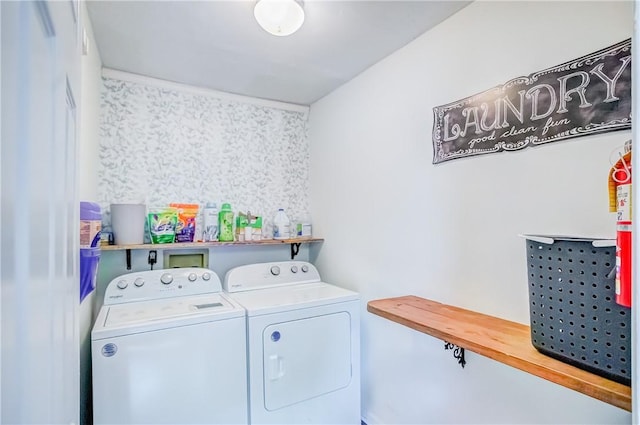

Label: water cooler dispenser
[80,202,101,303]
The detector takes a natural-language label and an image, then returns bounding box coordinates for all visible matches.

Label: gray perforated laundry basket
[523,235,631,385]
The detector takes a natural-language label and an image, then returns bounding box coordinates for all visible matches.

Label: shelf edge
[367,296,631,412]
[100,238,324,251]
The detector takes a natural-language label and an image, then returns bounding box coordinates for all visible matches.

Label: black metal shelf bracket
[125,249,132,270]
[444,342,466,368]
[290,242,301,260]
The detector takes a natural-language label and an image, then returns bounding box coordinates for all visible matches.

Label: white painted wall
[79,4,102,424]
[309,1,632,423]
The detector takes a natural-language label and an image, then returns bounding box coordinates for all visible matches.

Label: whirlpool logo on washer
[101,343,118,357]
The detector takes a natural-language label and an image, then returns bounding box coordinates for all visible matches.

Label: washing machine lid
[228,282,359,317]
[92,293,244,339]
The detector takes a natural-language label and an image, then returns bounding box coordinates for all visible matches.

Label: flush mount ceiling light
[254,0,305,37]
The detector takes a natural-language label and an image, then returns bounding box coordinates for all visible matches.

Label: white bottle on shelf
[273,208,291,240]
[202,202,219,242]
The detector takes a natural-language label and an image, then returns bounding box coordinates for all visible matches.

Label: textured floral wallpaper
[98,77,310,236]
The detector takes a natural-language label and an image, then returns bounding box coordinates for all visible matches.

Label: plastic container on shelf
[273,208,291,240]
[295,215,312,238]
[296,222,312,238]
[202,202,219,242]
[110,203,146,245]
[218,203,234,242]
[80,202,101,303]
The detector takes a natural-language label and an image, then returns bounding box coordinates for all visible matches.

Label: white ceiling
[87,0,471,106]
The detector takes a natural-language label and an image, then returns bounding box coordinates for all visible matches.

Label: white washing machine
[223,261,360,425]
[91,267,248,425]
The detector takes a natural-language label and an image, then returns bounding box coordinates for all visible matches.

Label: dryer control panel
[104,267,222,305]
[223,261,321,293]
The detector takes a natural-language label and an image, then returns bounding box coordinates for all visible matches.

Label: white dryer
[223,261,360,425]
[91,267,248,425]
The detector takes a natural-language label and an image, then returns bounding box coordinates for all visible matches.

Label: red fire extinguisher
[609,146,632,307]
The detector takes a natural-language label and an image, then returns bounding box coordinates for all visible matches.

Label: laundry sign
[432,39,631,164]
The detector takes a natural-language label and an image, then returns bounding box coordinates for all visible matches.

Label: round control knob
[270,266,281,276]
[134,277,145,287]
[202,272,211,281]
[188,273,197,282]
[160,273,173,285]
[291,265,298,273]
[301,264,309,273]
[116,280,128,290]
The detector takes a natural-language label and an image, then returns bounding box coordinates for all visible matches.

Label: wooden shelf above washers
[100,238,324,269]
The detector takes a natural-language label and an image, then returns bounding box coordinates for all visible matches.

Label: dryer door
[262,312,352,411]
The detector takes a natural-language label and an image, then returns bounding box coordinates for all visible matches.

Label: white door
[1,1,81,424]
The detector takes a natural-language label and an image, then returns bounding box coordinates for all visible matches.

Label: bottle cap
[221,203,232,210]
[206,202,217,208]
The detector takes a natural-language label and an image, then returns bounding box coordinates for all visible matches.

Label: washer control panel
[104,268,221,305]
[223,261,321,293]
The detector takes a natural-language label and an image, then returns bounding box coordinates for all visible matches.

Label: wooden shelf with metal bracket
[101,238,324,270]
[367,295,631,412]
